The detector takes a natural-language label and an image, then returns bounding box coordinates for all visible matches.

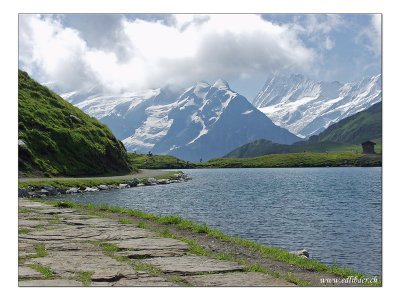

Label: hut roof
[362,141,376,145]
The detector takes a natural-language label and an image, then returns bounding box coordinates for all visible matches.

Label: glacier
[253,74,382,138]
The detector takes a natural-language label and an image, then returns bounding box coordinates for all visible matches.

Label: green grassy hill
[18,70,132,177]
[204,152,381,168]
[309,101,382,144]
[127,153,196,169]
[225,102,382,158]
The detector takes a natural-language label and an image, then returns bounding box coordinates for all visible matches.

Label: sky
[18,13,381,101]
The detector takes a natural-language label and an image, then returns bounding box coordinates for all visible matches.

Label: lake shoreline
[18,197,380,286]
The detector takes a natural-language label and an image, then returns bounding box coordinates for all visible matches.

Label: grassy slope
[202,152,381,168]
[127,153,196,169]
[18,70,132,177]
[314,101,382,144]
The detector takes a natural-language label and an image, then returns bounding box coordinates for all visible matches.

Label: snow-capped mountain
[253,74,382,138]
[66,79,300,161]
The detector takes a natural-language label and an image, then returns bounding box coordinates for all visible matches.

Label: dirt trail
[18,169,172,182]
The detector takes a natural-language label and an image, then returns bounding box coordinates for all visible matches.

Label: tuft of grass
[76,271,94,286]
[19,208,33,214]
[19,228,31,234]
[133,262,163,277]
[26,264,54,279]
[55,201,76,208]
[118,218,133,224]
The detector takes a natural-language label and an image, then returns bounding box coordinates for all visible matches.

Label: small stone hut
[361,141,376,154]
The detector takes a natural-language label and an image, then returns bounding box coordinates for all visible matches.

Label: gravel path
[18,169,172,182]
[18,198,295,287]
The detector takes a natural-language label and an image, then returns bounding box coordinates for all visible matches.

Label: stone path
[18,198,295,287]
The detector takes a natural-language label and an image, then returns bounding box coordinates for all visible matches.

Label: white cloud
[356,14,381,56]
[19,14,316,94]
[324,36,335,50]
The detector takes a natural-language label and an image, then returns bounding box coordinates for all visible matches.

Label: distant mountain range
[225,101,382,158]
[253,74,382,138]
[61,73,382,161]
[69,80,300,161]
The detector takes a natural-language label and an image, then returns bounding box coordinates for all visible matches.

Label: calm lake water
[52,167,382,276]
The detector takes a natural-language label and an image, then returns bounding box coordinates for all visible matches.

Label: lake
[52,167,382,276]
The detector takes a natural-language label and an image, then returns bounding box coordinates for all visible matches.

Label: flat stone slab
[19,279,83,287]
[184,272,296,286]
[29,251,138,279]
[113,237,190,251]
[39,208,79,215]
[111,277,178,287]
[63,218,118,226]
[115,249,187,258]
[18,219,44,227]
[142,256,245,275]
[18,266,44,279]
[19,225,155,243]
[45,242,100,252]
[19,200,50,209]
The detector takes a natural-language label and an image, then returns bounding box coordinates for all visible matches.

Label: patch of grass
[76,271,94,286]
[202,151,381,168]
[89,241,130,265]
[55,201,76,208]
[133,262,163,277]
[19,208,33,214]
[118,218,133,224]
[18,228,31,234]
[128,153,195,169]
[34,244,48,257]
[26,264,54,279]
[138,221,151,230]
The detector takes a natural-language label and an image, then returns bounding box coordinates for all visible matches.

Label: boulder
[84,187,99,192]
[37,189,50,196]
[18,188,30,198]
[56,188,67,194]
[289,249,309,258]
[118,184,128,189]
[66,187,79,194]
[97,185,110,190]
[125,178,139,187]
[144,178,157,186]
[157,179,170,184]
[42,185,58,196]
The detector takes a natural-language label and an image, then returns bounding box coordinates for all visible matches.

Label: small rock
[84,187,99,192]
[66,187,79,194]
[18,188,30,198]
[42,185,58,196]
[18,139,27,147]
[157,179,170,184]
[97,185,110,190]
[56,187,67,194]
[35,189,50,196]
[118,184,128,189]
[144,178,157,186]
[289,249,309,258]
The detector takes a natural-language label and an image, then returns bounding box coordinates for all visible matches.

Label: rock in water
[289,249,309,258]
[18,188,30,198]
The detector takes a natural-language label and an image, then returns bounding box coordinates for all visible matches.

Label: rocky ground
[18,169,171,182]
[18,198,296,287]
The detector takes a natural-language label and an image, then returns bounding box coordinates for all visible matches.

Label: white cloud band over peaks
[19,14,315,94]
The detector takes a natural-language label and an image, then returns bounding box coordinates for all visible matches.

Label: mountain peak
[212,79,230,90]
